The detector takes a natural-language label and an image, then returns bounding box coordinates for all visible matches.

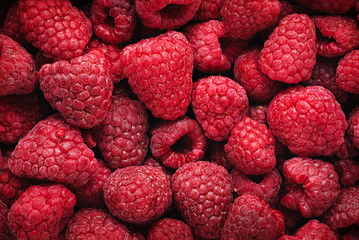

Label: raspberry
[336,136,358,160]
[267,85,347,157]
[312,15,359,58]
[225,117,276,175]
[248,105,268,125]
[221,193,285,240]
[0,199,14,239]
[90,0,136,45]
[259,14,317,84]
[103,165,172,224]
[336,49,359,94]
[234,47,284,103]
[191,76,249,141]
[322,186,359,229]
[185,20,247,73]
[221,0,281,40]
[147,218,193,240]
[347,106,359,150]
[335,159,359,187]
[294,0,356,14]
[143,157,173,181]
[8,114,99,188]
[135,0,201,30]
[281,157,340,218]
[65,208,133,239]
[39,49,114,129]
[231,168,282,205]
[280,220,336,240]
[93,95,149,169]
[205,140,233,170]
[192,0,223,21]
[18,0,93,61]
[7,183,76,240]
[150,117,206,169]
[120,31,193,120]
[0,34,37,96]
[172,161,233,239]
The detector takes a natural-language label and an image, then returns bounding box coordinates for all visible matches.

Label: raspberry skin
[192,0,224,21]
[172,161,233,239]
[191,76,249,141]
[281,157,340,218]
[8,114,99,188]
[39,49,114,129]
[335,159,359,187]
[7,184,76,240]
[143,157,173,181]
[120,31,193,120]
[336,49,359,94]
[234,47,284,103]
[0,199,14,239]
[65,208,133,239]
[259,14,317,84]
[93,95,149,169]
[225,117,276,175]
[280,220,336,240]
[336,136,358,160]
[221,193,285,240]
[18,0,93,61]
[135,0,201,30]
[150,117,206,169]
[103,165,172,224]
[248,105,268,125]
[205,140,233,170]
[147,218,193,240]
[312,15,359,58]
[267,85,347,157]
[0,34,37,96]
[348,106,359,150]
[221,0,281,40]
[294,0,356,14]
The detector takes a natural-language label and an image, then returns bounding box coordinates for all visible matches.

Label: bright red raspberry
[294,0,355,14]
[221,193,285,240]
[312,15,359,58]
[135,0,200,30]
[18,0,92,61]
[221,0,281,40]
[172,161,233,239]
[39,49,113,129]
[7,184,76,240]
[185,20,247,73]
[279,220,336,240]
[143,157,173,181]
[0,34,37,96]
[248,105,268,125]
[205,140,233,170]
[104,165,172,224]
[234,47,284,103]
[150,117,206,169]
[225,117,276,175]
[0,199,14,239]
[191,76,249,141]
[192,0,223,21]
[335,159,359,187]
[120,31,193,120]
[93,95,149,169]
[8,114,99,188]
[259,14,317,84]
[281,157,340,218]
[147,218,193,240]
[65,208,133,239]
[336,49,359,94]
[267,85,347,157]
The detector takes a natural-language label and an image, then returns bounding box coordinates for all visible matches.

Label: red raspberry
[205,140,233,170]
[234,47,284,103]
[65,208,133,239]
[322,186,359,229]
[7,183,76,240]
[267,85,347,157]
[221,193,285,240]
[336,49,359,94]
[143,157,173,181]
[93,95,149,169]
[335,159,359,187]
[8,114,99,188]
[191,76,249,141]
[281,157,340,218]
[336,136,358,160]
[221,0,281,40]
[135,0,200,30]
[90,0,136,45]
[280,220,336,240]
[231,168,282,205]
[0,34,37,96]
[225,117,276,175]
[147,218,193,240]
[248,105,268,125]
[103,165,172,224]
[18,0,92,61]
[185,20,247,73]
[259,14,317,84]
[150,117,206,169]
[312,15,359,58]
[192,0,223,21]
[39,49,114,129]
[0,199,14,239]
[172,161,233,239]
[294,0,355,14]
[120,31,193,120]
[347,105,359,150]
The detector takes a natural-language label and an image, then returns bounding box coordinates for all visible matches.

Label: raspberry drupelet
[147,218,193,240]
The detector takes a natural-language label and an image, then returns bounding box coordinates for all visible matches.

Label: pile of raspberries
[1,0,359,239]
